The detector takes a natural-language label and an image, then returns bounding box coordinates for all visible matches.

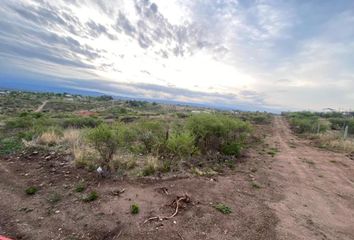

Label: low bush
[86,124,119,169]
[187,113,251,153]
[166,131,197,158]
[134,120,167,154]
[221,141,243,157]
[287,112,329,134]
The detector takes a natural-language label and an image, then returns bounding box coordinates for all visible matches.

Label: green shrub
[328,118,348,130]
[0,138,23,156]
[62,117,102,128]
[221,142,242,157]
[166,131,197,158]
[134,120,167,153]
[130,204,139,214]
[112,123,137,148]
[86,124,119,168]
[187,114,251,152]
[289,115,328,134]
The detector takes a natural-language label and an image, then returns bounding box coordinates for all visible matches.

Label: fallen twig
[113,230,122,239]
[143,194,190,224]
[177,232,184,240]
[162,187,169,195]
[111,188,125,196]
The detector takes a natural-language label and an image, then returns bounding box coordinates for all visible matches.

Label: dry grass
[314,132,354,153]
[62,129,81,146]
[37,130,62,145]
[73,144,98,169]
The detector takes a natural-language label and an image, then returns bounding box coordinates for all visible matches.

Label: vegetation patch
[213,203,232,214]
[130,204,140,214]
[25,186,38,195]
[75,182,86,193]
[47,192,62,204]
[82,191,98,202]
[251,181,261,189]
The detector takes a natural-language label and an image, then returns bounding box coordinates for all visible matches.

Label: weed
[130,204,140,214]
[82,191,98,202]
[251,181,261,189]
[142,157,158,176]
[304,159,315,165]
[142,164,156,176]
[48,192,62,204]
[25,186,38,195]
[267,147,278,157]
[75,182,86,193]
[213,203,232,214]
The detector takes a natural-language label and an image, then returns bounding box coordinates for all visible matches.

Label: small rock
[55,210,60,214]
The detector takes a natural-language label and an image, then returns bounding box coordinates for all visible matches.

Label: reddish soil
[267,117,354,240]
[1,117,354,240]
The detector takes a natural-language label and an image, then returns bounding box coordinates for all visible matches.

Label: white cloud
[1,0,354,111]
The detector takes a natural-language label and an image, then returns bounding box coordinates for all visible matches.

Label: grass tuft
[130,204,140,214]
[25,186,38,195]
[213,203,232,214]
[82,191,98,202]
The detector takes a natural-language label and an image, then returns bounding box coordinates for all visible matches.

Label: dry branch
[143,194,190,224]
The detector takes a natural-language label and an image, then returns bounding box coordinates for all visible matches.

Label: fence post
[344,125,348,139]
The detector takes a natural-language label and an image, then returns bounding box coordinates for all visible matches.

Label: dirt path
[34,100,48,112]
[268,117,354,240]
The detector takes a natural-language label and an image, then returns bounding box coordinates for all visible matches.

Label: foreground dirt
[1,117,354,239]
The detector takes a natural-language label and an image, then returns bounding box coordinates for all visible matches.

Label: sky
[0,0,354,112]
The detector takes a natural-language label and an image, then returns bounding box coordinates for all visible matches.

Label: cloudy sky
[0,0,353,111]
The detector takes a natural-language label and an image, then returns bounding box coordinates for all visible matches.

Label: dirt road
[34,100,48,113]
[268,117,354,240]
[0,117,353,239]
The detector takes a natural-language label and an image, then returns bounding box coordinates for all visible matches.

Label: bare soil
[1,117,354,240]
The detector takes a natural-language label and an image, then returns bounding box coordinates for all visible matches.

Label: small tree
[86,124,118,170]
